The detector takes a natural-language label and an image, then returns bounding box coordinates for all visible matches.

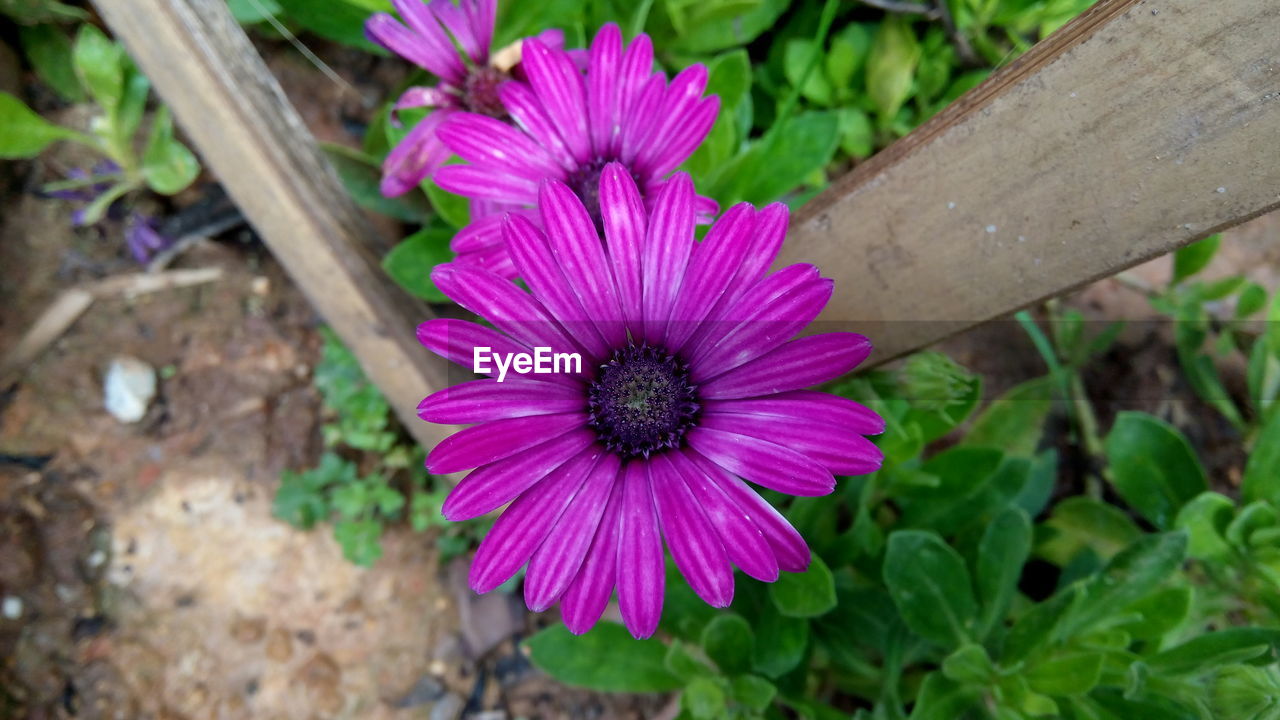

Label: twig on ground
[0,268,224,383]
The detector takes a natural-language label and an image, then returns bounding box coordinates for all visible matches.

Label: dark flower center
[587,345,700,459]
[567,160,640,235]
[462,65,509,119]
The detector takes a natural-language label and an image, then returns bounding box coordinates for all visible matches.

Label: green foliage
[525,622,683,693]
[273,329,485,566]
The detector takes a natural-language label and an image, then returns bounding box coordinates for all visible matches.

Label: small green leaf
[524,622,682,692]
[966,376,1055,457]
[666,0,788,54]
[784,39,835,106]
[715,110,839,205]
[884,530,977,649]
[866,17,921,124]
[1212,665,1280,720]
[0,91,83,158]
[1118,585,1192,640]
[702,614,754,674]
[942,643,994,684]
[683,676,727,719]
[1061,532,1188,638]
[382,226,455,303]
[826,23,872,93]
[116,67,151,139]
[1025,652,1103,696]
[1237,283,1268,318]
[1147,629,1280,676]
[730,674,776,711]
[334,518,383,566]
[769,554,836,618]
[705,49,752,111]
[18,25,83,102]
[908,672,982,720]
[424,179,471,228]
[1104,412,1208,529]
[0,0,88,22]
[1038,496,1142,566]
[72,24,126,112]
[1243,411,1280,505]
[1001,585,1081,666]
[331,481,369,519]
[322,142,431,222]
[751,606,808,678]
[837,106,874,159]
[1173,234,1220,282]
[226,0,283,23]
[1174,491,1237,560]
[975,507,1032,639]
[142,106,200,194]
[272,0,388,52]
[665,638,714,678]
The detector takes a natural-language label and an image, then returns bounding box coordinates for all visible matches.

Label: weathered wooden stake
[785,0,1280,363]
[92,0,456,449]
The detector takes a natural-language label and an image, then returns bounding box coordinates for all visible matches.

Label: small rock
[314,686,343,715]
[265,628,292,662]
[297,652,341,690]
[391,674,446,708]
[429,692,465,720]
[103,356,157,423]
[229,616,266,644]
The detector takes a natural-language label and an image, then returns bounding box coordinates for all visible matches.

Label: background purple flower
[366,0,567,197]
[435,23,721,280]
[416,165,882,638]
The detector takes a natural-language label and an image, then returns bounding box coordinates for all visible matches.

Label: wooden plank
[786,0,1280,364]
[91,0,455,449]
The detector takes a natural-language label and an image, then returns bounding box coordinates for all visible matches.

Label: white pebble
[986,225,998,233]
[104,356,157,424]
[2,596,22,620]
[947,201,956,209]
[1216,187,1226,193]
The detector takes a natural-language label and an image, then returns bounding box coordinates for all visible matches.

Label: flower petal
[618,74,666,166]
[700,333,873,400]
[469,446,603,592]
[462,0,496,58]
[667,450,778,582]
[559,475,624,635]
[381,109,455,197]
[521,38,591,164]
[651,454,734,607]
[633,65,712,175]
[431,263,582,355]
[437,112,565,179]
[700,412,883,476]
[502,213,611,360]
[713,202,789,314]
[418,378,585,424]
[665,203,756,352]
[394,86,455,115]
[434,164,539,205]
[538,180,627,348]
[643,96,720,178]
[441,428,596,521]
[427,412,587,474]
[685,449,811,572]
[499,82,576,171]
[524,454,622,611]
[428,0,481,63]
[641,173,696,344]
[417,318,532,376]
[686,426,835,496]
[388,2,465,81]
[616,461,665,638]
[600,163,648,333]
[586,23,622,155]
[704,391,886,436]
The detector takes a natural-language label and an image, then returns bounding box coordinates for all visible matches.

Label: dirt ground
[2,26,1278,720]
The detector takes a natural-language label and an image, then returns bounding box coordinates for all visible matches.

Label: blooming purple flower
[365,0,566,197]
[416,165,883,638]
[124,212,173,264]
[434,23,721,279]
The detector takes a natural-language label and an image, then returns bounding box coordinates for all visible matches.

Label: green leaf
[826,23,872,94]
[382,226,455,303]
[665,639,713,678]
[227,0,283,23]
[273,0,388,52]
[524,622,682,692]
[769,554,836,618]
[705,49,752,111]
[715,110,839,204]
[908,672,982,720]
[1001,586,1080,666]
[751,607,808,678]
[884,530,977,649]
[702,614,754,674]
[18,25,83,102]
[784,39,835,106]
[1147,628,1280,676]
[866,17,921,123]
[1025,652,1103,696]
[837,107,874,159]
[975,508,1032,639]
[1243,411,1280,504]
[273,470,330,529]
[1061,532,1188,638]
[730,674,776,711]
[898,448,1021,536]
[1173,234,1220,282]
[1212,665,1280,720]
[966,376,1055,457]
[1174,491,1236,560]
[0,91,83,158]
[141,106,201,195]
[321,143,431,222]
[667,0,788,53]
[72,24,126,113]
[424,179,471,228]
[1104,412,1208,529]
[334,518,383,566]
[942,643,994,685]
[1237,283,1268,318]
[1117,585,1192,641]
[683,676,727,719]
[0,0,88,22]
[1038,496,1142,566]
[331,480,369,519]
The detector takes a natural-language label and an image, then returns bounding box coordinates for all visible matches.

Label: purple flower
[124,213,172,264]
[416,166,883,638]
[365,0,567,197]
[434,23,721,279]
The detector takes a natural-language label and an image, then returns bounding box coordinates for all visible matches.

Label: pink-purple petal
[366,12,464,83]
[667,450,778,582]
[600,164,648,333]
[704,391,886,436]
[521,38,591,164]
[431,263,582,355]
[700,412,883,476]
[559,476,625,634]
[418,378,585,424]
[641,173,696,343]
[538,180,627,348]
[380,109,455,197]
[427,412,587,475]
[651,455,735,607]
[416,318,530,375]
[499,82,577,171]
[686,426,836,497]
[700,333,874,400]
[437,113,566,179]
[586,23,623,155]
[665,203,757,352]
[434,164,539,205]
[441,428,596,521]
[616,461,664,638]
